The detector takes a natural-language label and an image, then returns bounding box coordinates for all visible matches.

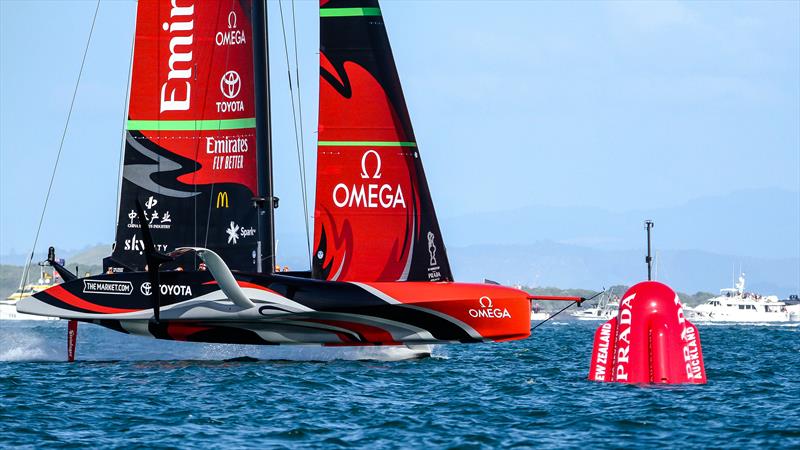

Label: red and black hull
[19,272,532,346]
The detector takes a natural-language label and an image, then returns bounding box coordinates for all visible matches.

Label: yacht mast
[252,0,275,273]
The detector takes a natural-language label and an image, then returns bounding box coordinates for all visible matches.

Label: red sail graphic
[128,0,256,191]
[107,0,262,272]
[312,0,453,283]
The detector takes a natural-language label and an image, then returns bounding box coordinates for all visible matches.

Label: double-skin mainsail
[313,0,453,283]
[105,0,273,274]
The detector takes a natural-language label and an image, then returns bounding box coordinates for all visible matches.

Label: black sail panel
[105,0,267,272]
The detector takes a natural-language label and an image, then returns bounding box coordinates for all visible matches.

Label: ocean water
[1,320,799,448]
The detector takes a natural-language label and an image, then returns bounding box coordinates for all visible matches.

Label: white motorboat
[570,293,619,321]
[685,273,791,323]
[1,270,60,321]
[0,299,59,321]
[529,301,550,321]
[783,295,800,321]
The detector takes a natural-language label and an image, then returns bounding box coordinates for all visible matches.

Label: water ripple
[1,321,799,448]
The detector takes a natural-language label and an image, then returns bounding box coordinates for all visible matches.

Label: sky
[1,0,798,264]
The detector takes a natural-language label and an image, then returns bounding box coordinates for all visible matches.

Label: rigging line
[278,0,311,264]
[530,289,605,332]
[19,0,101,292]
[290,0,310,250]
[114,11,137,237]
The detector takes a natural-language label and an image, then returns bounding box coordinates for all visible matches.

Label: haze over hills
[440,188,800,259]
[447,243,798,298]
[1,189,797,297]
[441,189,799,296]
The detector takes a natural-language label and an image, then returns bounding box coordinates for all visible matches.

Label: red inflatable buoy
[589,281,706,384]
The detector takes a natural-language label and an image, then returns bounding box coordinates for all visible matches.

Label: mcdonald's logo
[216,191,229,208]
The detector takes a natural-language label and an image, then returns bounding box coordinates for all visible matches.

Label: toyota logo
[140,282,152,296]
[220,70,241,99]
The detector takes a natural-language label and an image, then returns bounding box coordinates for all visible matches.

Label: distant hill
[523,286,714,312]
[0,243,110,267]
[440,188,799,259]
[0,244,108,298]
[65,244,110,268]
[447,242,798,297]
[1,242,794,300]
[1,189,796,298]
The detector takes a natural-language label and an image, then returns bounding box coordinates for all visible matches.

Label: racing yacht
[19,0,577,349]
[684,273,792,323]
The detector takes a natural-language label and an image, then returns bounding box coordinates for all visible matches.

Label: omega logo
[331,150,406,209]
[468,296,512,319]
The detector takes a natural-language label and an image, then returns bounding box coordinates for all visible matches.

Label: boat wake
[0,327,63,362]
[0,322,439,362]
[694,322,799,327]
[198,344,435,362]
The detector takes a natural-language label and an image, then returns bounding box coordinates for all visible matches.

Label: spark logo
[226,221,255,244]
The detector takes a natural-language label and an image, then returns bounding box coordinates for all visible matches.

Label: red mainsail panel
[313,1,452,283]
[128,0,256,192]
[109,0,262,272]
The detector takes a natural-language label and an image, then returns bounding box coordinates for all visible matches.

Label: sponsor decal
[468,296,512,319]
[215,10,247,46]
[124,234,168,254]
[613,293,635,381]
[206,136,248,154]
[676,296,703,380]
[159,1,194,112]
[426,231,442,281]
[593,321,613,381]
[217,70,244,113]
[140,282,193,297]
[207,135,248,170]
[220,70,241,99]
[127,196,172,229]
[332,150,406,209]
[226,221,255,245]
[216,191,229,208]
[83,279,133,296]
[427,231,437,266]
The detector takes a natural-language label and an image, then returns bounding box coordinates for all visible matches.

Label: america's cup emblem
[220,70,241,99]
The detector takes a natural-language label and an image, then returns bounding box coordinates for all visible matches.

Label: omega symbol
[360,149,382,179]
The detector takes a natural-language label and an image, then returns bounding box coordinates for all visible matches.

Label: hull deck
[18,271,532,346]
